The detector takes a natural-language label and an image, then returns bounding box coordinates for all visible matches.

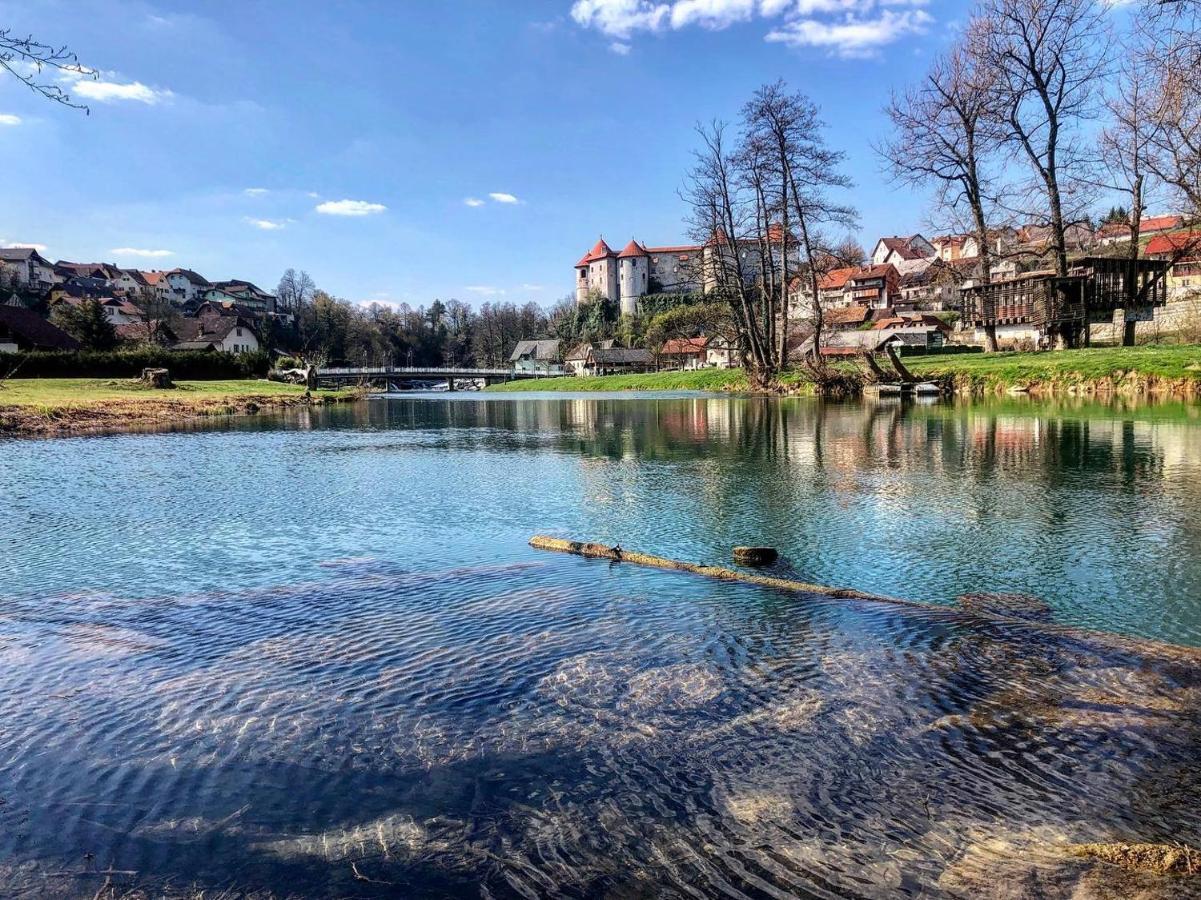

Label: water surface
[1,393,1200,897]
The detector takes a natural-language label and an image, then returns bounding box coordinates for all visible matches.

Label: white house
[172,316,259,353]
[871,235,936,267]
[509,339,563,374]
[165,268,212,304]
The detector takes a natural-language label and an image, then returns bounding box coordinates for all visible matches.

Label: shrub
[0,349,272,379]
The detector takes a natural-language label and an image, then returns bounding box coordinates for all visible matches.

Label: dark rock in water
[733,546,778,566]
[956,592,1053,622]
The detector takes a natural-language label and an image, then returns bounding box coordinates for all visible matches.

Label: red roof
[617,239,649,258]
[575,238,616,268]
[659,337,709,355]
[823,306,872,326]
[818,267,856,290]
[848,263,896,282]
[1141,215,1185,234]
[645,245,702,255]
[1146,230,1201,256]
[876,236,927,261]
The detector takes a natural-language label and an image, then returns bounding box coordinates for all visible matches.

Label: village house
[49,294,143,326]
[658,337,708,370]
[845,264,900,309]
[165,268,212,305]
[509,339,563,375]
[815,267,856,308]
[0,247,59,290]
[139,270,174,301]
[206,280,278,317]
[1146,231,1201,298]
[583,346,655,376]
[1096,215,1185,246]
[172,315,260,354]
[0,304,80,353]
[871,234,935,267]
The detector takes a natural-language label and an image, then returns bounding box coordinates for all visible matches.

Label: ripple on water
[0,554,1198,897]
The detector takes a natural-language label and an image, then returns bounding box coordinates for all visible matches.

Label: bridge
[314,365,557,391]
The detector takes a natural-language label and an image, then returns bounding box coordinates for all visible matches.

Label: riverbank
[0,378,359,436]
[486,368,820,393]
[485,345,1201,399]
[908,345,1201,397]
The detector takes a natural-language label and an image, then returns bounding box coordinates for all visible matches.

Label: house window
[236,327,243,336]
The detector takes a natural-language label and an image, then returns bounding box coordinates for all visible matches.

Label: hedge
[897,344,984,357]
[0,349,272,379]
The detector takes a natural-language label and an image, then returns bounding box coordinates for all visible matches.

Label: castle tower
[574,238,617,305]
[616,239,649,316]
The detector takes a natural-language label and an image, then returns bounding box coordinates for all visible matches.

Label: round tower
[617,240,649,316]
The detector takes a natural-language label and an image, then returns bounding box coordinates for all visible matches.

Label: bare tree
[881,28,1005,349]
[1137,0,1201,216]
[129,288,181,346]
[975,0,1108,289]
[1097,55,1165,344]
[743,82,855,367]
[0,28,95,110]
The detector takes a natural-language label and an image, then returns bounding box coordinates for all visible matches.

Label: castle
[574,238,705,315]
[574,230,791,314]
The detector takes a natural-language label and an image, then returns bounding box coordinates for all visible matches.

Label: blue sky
[0,0,1124,307]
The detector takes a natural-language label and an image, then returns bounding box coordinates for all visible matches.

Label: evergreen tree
[50,299,118,351]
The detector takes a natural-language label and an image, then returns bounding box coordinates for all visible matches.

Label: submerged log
[528,536,888,603]
[527,535,1201,665]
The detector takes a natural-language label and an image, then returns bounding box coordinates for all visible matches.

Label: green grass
[907,345,1201,388]
[0,378,350,407]
[485,368,752,393]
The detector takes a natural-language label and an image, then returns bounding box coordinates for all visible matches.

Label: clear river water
[2,392,1201,898]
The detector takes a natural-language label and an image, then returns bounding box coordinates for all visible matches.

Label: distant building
[49,295,143,326]
[0,247,59,290]
[871,234,935,267]
[1096,215,1185,246]
[173,316,259,353]
[509,339,562,374]
[573,227,792,315]
[583,346,655,376]
[1146,231,1201,298]
[658,337,708,371]
[165,268,212,305]
[0,305,81,352]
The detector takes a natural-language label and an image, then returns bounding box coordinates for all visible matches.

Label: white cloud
[244,187,269,196]
[464,197,486,207]
[2,241,47,251]
[73,79,172,104]
[570,0,934,56]
[489,192,520,204]
[110,247,174,258]
[765,8,932,57]
[0,114,21,126]
[315,199,387,216]
[571,0,671,37]
[522,284,545,291]
[245,217,287,230]
[465,285,505,295]
[306,191,321,198]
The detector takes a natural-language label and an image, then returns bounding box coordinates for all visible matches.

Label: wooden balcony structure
[960,257,1170,346]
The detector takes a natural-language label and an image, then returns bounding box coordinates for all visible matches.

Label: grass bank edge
[0,378,359,435]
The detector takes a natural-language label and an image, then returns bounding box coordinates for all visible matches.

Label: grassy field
[0,378,356,435]
[485,368,752,393]
[484,346,1201,397]
[907,345,1201,391]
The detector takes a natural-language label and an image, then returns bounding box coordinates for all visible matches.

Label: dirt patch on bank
[0,391,354,436]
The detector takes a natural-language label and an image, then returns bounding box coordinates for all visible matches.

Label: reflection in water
[0,393,1200,896]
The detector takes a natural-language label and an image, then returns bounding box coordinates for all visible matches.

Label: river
[1,392,1200,897]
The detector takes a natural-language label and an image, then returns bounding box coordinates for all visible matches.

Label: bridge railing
[315,366,561,378]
